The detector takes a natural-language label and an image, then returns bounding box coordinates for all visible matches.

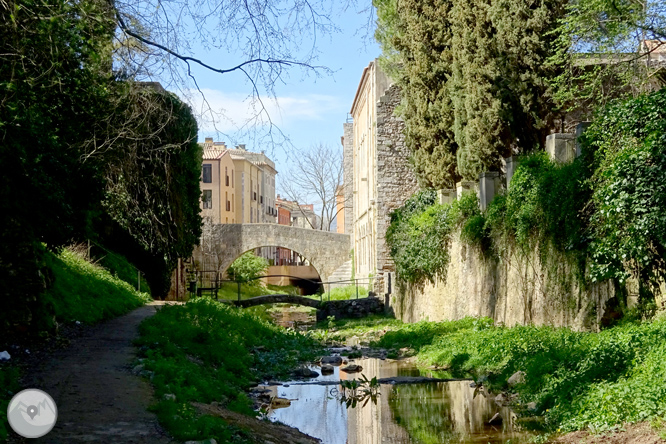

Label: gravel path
[16,303,174,444]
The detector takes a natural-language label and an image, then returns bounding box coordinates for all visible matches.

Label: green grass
[310,284,369,302]
[1,246,151,440]
[94,246,151,295]
[214,282,300,301]
[43,248,151,326]
[311,315,666,433]
[309,314,403,343]
[135,298,322,442]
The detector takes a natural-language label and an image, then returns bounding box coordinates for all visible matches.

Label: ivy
[386,190,452,284]
[586,89,666,289]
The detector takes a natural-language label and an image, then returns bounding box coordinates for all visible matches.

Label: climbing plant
[586,89,666,292]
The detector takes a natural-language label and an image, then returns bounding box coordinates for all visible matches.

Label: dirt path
[15,302,174,444]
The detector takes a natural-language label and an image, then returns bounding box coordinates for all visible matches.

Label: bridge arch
[198,224,351,284]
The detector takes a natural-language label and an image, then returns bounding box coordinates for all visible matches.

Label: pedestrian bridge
[198,224,351,284]
[231,294,322,308]
[227,294,385,321]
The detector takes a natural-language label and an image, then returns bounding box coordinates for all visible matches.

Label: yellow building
[199,140,278,225]
[349,60,390,280]
[200,139,236,224]
[346,60,418,293]
[230,151,263,223]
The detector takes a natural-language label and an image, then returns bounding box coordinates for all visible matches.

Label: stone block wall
[343,122,354,236]
[392,231,615,331]
[316,297,385,322]
[374,84,420,295]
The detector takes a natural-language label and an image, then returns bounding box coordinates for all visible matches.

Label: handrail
[191,272,374,303]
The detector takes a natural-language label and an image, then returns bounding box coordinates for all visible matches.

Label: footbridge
[229,294,385,321]
[199,224,351,283]
[232,294,321,308]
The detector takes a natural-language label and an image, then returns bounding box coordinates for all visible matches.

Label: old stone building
[343,60,419,294]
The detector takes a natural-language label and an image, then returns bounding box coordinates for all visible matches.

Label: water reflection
[268,305,316,330]
[266,358,529,444]
[390,381,522,444]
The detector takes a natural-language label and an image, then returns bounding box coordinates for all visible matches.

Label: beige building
[199,139,277,225]
[227,146,277,224]
[200,142,237,224]
[344,60,419,293]
[349,60,390,281]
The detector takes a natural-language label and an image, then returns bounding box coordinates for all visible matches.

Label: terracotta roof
[202,148,228,160]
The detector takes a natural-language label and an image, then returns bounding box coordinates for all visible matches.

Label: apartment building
[199,139,277,225]
[344,60,419,293]
[227,145,278,224]
[200,142,237,224]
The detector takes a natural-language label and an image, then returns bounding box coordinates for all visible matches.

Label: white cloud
[180,88,343,134]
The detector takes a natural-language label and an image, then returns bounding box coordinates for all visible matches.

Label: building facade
[199,139,277,225]
[345,60,419,293]
[200,142,237,224]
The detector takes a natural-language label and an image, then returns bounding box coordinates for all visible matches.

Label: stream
[260,357,533,444]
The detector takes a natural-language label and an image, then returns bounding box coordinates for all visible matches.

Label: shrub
[585,88,666,290]
[226,252,269,286]
[386,190,453,284]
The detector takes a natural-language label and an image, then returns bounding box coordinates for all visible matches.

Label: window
[232,171,234,187]
[260,196,264,204]
[202,164,212,183]
[253,192,257,201]
[225,167,229,186]
[202,190,213,209]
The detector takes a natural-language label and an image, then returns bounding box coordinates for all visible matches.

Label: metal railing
[188,271,374,303]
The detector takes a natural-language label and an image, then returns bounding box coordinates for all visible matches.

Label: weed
[311,315,666,433]
[42,247,150,326]
[135,298,322,442]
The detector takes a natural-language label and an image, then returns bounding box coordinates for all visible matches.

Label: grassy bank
[319,315,666,433]
[43,247,151,325]
[1,246,151,440]
[134,298,322,443]
[214,282,301,300]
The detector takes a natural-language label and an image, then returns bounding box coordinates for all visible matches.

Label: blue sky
[172,6,381,176]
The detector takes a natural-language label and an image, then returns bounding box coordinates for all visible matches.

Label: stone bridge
[200,224,351,284]
[229,294,385,321]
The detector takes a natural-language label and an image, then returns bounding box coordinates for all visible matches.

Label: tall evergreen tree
[376,0,566,183]
[376,0,459,188]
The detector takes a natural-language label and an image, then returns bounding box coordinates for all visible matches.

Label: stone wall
[374,84,420,295]
[343,122,354,236]
[392,232,615,331]
[193,223,351,284]
[316,296,385,322]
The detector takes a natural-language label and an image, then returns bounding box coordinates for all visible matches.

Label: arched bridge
[200,223,351,284]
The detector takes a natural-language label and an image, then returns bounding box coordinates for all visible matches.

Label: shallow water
[264,358,531,444]
[268,305,316,330]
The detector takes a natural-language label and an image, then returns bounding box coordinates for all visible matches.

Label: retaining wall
[392,232,616,331]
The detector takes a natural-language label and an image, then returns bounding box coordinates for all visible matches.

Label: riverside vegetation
[318,315,666,435]
[387,88,666,315]
[126,299,666,442]
[0,246,150,440]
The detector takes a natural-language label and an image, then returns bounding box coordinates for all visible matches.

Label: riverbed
[260,357,531,444]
